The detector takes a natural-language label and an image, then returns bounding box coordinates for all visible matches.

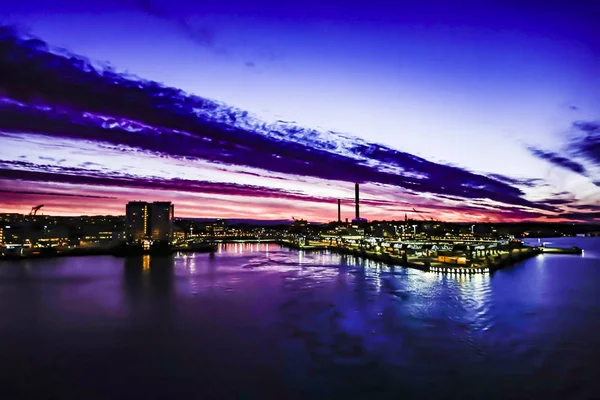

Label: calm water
[1,238,599,399]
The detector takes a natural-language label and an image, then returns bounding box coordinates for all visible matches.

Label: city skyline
[1,0,599,222]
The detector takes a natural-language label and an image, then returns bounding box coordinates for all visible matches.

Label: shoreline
[0,243,217,261]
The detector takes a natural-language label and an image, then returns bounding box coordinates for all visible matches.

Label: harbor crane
[412,208,428,222]
[29,204,44,216]
[413,208,437,222]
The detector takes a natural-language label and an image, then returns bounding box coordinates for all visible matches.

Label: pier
[540,246,583,254]
[278,239,582,274]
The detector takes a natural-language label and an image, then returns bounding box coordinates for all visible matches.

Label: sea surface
[0,238,599,399]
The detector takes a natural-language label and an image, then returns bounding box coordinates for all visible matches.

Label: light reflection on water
[0,239,599,399]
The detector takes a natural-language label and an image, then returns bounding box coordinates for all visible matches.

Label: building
[126,201,149,242]
[1,225,32,247]
[126,201,174,243]
[0,227,3,246]
[78,216,125,246]
[371,223,397,238]
[33,226,71,248]
[80,229,118,246]
[289,219,308,234]
[206,219,228,236]
[150,201,174,241]
[172,226,186,242]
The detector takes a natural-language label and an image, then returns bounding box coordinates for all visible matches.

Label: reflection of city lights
[457,272,491,327]
[142,254,150,271]
[187,257,196,273]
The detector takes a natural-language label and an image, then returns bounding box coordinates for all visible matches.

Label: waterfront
[0,239,599,399]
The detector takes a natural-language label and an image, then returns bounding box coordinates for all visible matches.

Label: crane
[412,208,428,222]
[29,204,44,216]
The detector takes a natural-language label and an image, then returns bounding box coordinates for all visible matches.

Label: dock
[278,240,329,251]
[277,240,583,275]
[540,246,583,254]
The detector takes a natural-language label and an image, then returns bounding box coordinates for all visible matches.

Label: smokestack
[355,183,360,219]
[337,199,341,223]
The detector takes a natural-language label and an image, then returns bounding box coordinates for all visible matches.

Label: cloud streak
[0,189,115,199]
[133,0,234,57]
[548,211,600,221]
[528,146,587,175]
[570,120,600,166]
[0,27,581,219]
[0,160,332,204]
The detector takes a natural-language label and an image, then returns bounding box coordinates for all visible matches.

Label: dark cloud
[574,121,600,134]
[537,198,575,207]
[134,0,225,54]
[0,189,115,199]
[486,173,541,188]
[0,28,559,213]
[569,204,600,211]
[245,61,256,68]
[570,120,600,165]
[528,146,587,175]
[547,211,600,221]
[80,161,101,167]
[0,102,553,212]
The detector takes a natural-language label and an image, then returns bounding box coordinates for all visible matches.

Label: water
[0,238,599,399]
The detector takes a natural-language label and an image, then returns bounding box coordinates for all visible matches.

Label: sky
[1,0,599,222]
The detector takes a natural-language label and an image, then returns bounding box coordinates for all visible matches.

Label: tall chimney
[337,199,341,223]
[355,182,360,220]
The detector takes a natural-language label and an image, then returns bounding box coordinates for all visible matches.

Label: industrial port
[0,184,589,273]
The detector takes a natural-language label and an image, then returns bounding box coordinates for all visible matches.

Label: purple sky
[1,0,599,221]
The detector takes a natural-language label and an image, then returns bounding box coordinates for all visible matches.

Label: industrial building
[351,183,368,227]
